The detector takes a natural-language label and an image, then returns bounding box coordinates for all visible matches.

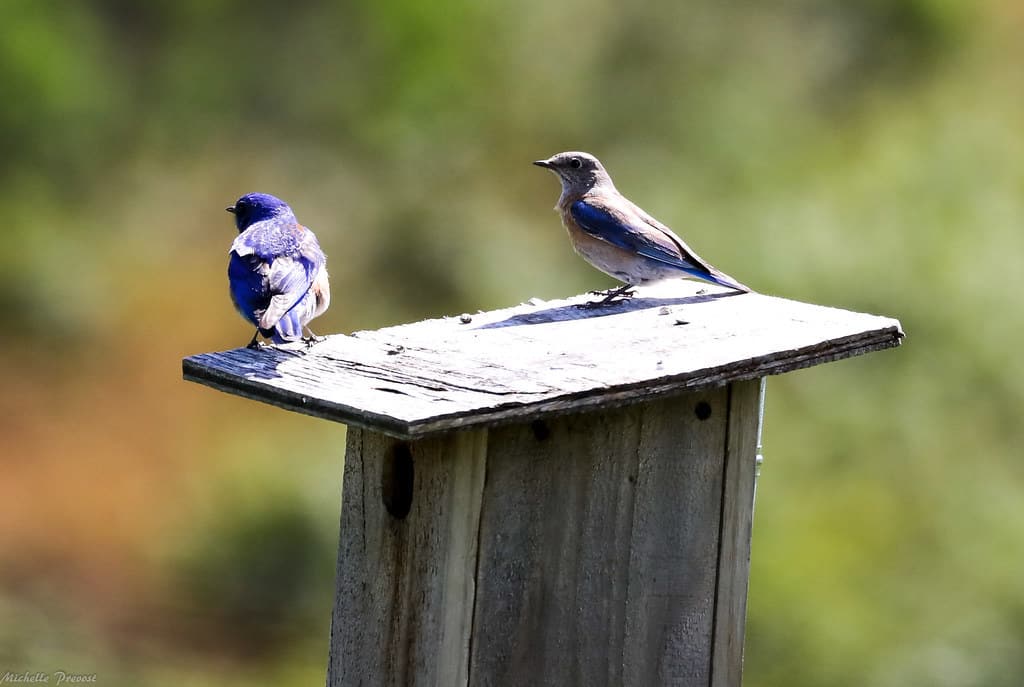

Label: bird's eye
[570,157,582,169]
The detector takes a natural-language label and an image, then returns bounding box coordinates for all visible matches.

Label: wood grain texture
[327,427,487,687]
[183,282,903,439]
[620,389,728,686]
[468,403,651,686]
[710,380,761,687]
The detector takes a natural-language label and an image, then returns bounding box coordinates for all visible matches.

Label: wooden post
[183,283,902,686]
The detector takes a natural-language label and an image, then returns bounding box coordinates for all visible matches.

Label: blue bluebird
[226,193,330,349]
[534,152,749,304]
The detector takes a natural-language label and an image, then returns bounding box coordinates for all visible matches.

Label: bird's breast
[561,214,642,284]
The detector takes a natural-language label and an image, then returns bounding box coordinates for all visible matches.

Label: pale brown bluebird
[534,152,749,305]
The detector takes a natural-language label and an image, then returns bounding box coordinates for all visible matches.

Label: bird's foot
[577,285,636,308]
[588,286,636,298]
[302,328,325,348]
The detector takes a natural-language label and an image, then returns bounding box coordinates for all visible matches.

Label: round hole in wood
[382,442,414,519]
[695,401,712,421]
[531,419,551,441]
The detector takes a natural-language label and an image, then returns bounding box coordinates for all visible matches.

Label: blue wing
[570,200,689,267]
[260,255,316,334]
[228,252,268,327]
[570,199,748,291]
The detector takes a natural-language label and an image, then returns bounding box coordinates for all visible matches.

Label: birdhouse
[183,282,903,686]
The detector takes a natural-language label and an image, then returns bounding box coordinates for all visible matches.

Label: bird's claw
[302,335,325,349]
[587,286,636,298]
[576,296,633,309]
[578,285,636,308]
[616,288,637,300]
[302,327,325,348]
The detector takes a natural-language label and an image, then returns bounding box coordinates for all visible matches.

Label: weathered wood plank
[710,379,761,687]
[621,388,728,686]
[184,282,903,439]
[468,405,646,686]
[327,428,487,687]
[468,389,730,686]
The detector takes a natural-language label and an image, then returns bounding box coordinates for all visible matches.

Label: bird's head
[226,192,294,231]
[533,151,613,195]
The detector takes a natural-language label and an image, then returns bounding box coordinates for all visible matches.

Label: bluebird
[534,152,749,305]
[226,193,330,349]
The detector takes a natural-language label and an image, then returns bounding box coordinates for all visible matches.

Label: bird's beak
[533,159,553,169]
[225,206,236,214]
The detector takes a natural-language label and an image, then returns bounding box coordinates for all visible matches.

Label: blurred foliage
[169,490,334,653]
[1,0,1023,685]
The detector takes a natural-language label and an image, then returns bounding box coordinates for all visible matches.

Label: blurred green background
[2,0,1022,684]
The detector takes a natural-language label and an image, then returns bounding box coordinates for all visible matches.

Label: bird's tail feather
[685,268,751,293]
[270,308,305,342]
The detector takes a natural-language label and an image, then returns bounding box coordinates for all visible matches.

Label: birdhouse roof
[184,283,903,439]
